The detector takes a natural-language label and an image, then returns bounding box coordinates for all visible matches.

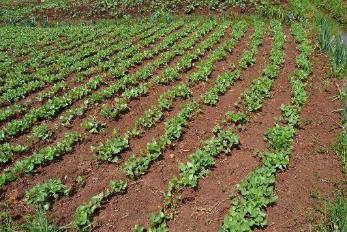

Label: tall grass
[288,0,316,22]
[318,18,333,51]
[325,86,347,232]
[318,197,347,232]
[331,35,347,76]
[317,17,347,77]
[0,209,61,232]
[344,85,347,142]
[332,133,347,173]
[311,0,347,29]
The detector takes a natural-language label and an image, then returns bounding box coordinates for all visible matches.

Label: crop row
[0,21,212,187]
[0,131,81,187]
[58,19,216,127]
[0,19,217,181]
[56,19,251,230]
[0,21,185,123]
[4,19,247,228]
[220,22,312,231]
[1,24,131,91]
[0,20,190,141]
[0,22,174,122]
[0,20,162,103]
[91,20,238,168]
[0,21,156,90]
[202,20,265,106]
[242,20,285,112]
[0,21,180,105]
[67,19,261,231]
[133,19,278,232]
[1,19,311,232]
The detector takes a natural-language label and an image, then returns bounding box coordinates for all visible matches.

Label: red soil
[0,25,345,232]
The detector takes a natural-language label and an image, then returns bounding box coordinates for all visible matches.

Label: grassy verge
[309,192,347,232]
[0,209,61,232]
[332,133,347,173]
[309,69,346,232]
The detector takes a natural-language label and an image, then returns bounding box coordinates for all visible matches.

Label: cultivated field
[0,16,345,231]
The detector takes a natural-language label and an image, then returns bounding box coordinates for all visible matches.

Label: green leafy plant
[225,111,248,125]
[243,77,273,111]
[0,104,26,122]
[264,124,295,153]
[202,89,218,105]
[290,78,307,106]
[178,129,239,188]
[0,132,81,187]
[139,128,240,231]
[32,124,54,141]
[134,224,145,232]
[281,103,300,126]
[122,84,148,100]
[242,21,285,112]
[76,175,88,187]
[135,106,164,129]
[0,76,103,141]
[148,210,168,231]
[124,101,200,179]
[25,179,70,210]
[220,166,277,231]
[73,180,127,231]
[221,22,312,231]
[0,143,27,164]
[81,116,105,134]
[92,130,129,163]
[258,151,289,170]
[239,20,265,69]
[100,98,129,119]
